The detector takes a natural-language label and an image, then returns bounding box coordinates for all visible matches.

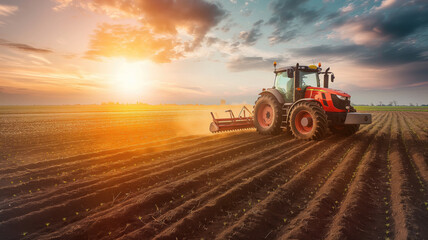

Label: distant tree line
[352,101,427,106]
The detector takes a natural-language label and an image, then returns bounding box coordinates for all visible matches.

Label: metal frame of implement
[210,106,255,133]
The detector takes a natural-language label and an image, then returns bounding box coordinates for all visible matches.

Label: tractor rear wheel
[254,94,282,135]
[289,102,327,140]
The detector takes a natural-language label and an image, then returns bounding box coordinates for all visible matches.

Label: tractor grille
[331,94,350,110]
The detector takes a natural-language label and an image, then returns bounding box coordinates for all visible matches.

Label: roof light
[318,62,321,67]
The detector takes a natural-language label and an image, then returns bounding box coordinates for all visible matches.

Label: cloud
[291,43,428,89]
[0,39,52,54]
[205,37,223,46]
[227,55,286,72]
[372,0,396,11]
[0,4,18,16]
[293,44,363,59]
[239,20,263,46]
[340,3,354,13]
[267,0,321,44]
[28,54,52,65]
[292,43,428,67]
[268,30,297,45]
[332,0,428,46]
[55,0,226,56]
[85,24,181,63]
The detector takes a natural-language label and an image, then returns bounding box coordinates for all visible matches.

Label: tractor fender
[286,98,321,122]
[258,88,285,104]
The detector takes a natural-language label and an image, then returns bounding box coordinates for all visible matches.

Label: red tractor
[210,63,372,140]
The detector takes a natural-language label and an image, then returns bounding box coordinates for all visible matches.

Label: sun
[114,61,150,97]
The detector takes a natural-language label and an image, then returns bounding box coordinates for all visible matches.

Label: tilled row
[4,112,427,240]
[399,114,428,188]
[320,112,393,239]
[389,113,428,239]
[278,112,393,240]
[43,137,311,240]
[0,132,280,239]
[0,134,202,180]
[48,113,382,237]
[25,113,383,240]
[211,112,388,240]
[0,133,255,205]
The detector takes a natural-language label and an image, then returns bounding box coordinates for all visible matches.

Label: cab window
[275,72,293,102]
[300,72,320,88]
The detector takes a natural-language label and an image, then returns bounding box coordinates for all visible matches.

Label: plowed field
[1,109,427,240]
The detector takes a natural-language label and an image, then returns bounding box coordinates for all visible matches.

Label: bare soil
[0,109,427,240]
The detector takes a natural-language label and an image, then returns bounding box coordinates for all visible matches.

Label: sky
[0,0,427,105]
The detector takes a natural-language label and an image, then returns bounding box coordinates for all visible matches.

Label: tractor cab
[273,63,334,103]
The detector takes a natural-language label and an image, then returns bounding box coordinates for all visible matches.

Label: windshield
[299,71,320,88]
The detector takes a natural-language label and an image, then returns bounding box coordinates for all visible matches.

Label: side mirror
[287,69,294,78]
[331,74,335,82]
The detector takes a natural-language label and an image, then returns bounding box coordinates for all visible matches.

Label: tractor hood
[306,87,351,98]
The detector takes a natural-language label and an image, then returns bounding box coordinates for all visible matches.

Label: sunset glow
[113,60,151,98]
[0,0,427,105]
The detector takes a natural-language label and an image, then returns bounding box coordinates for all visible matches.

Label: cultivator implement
[210,106,254,133]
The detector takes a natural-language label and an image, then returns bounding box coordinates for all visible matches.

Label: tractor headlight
[336,95,347,101]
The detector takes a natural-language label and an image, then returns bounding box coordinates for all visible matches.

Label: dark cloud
[0,39,52,53]
[268,29,297,44]
[267,0,321,44]
[331,0,428,46]
[294,0,428,68]
[57,0,226,55]
[217,18,236,33]
[293,44,364,58]
[239,20,263,46]
[292,43,428,67]
[205,37,220,46]
[85,24,181,63]
[227,55,286,72]
[393,62,428,87]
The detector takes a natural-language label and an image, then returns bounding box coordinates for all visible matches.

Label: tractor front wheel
[289,102,327,140]
[254,94,282,135]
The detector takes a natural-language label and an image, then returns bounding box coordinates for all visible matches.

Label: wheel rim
[257,103,273,128]
[295,110,313,134]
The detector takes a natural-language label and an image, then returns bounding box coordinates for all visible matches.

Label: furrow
[153,137,337,240]
[0,135,201,176]
[45,138,312,240]
[277,112,391,239]
[212,112,388,240]
[402,112,428,134]
[0,132,259,206]
[0,133,239,182]
[388,113,428,239]
[319,112,393,239]
[0,134,281,239]
[399,113,428,186]
[401,112,428,141]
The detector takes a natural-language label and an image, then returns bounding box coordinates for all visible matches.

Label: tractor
[210,62,372,140]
